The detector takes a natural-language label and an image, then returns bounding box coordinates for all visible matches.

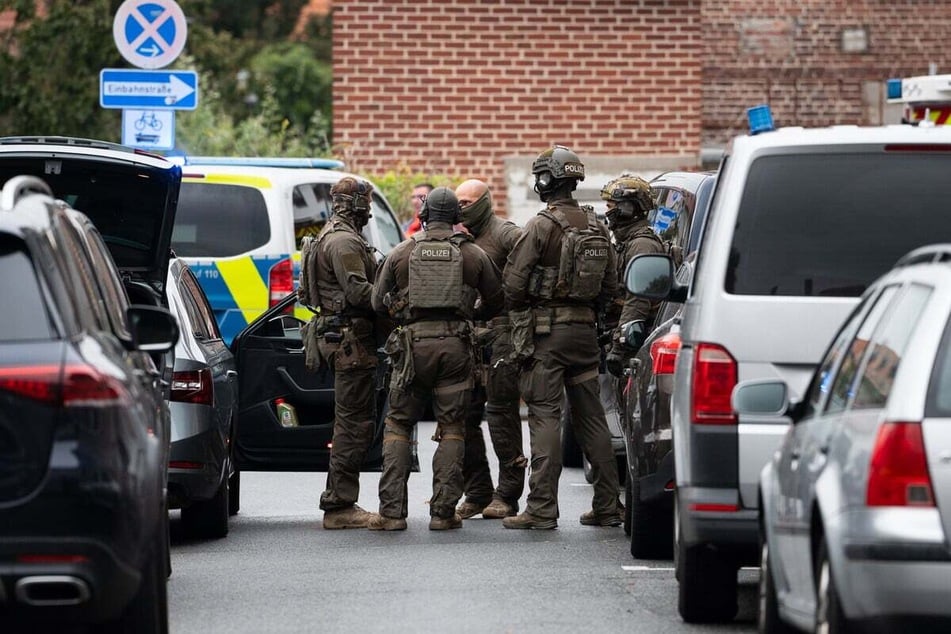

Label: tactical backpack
[298,235,320,309]
[536,205,611,301]
[407,233,474,317]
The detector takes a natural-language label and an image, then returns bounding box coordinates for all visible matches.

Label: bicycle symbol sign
[112,0,188,69]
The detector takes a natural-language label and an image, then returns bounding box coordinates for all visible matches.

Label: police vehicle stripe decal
[217,258,269,323]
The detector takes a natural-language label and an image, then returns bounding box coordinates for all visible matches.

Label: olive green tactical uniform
[503,197,621,524]
[458,188,526,515]
[372,218,503,523]
[303,178,379,526]
[607,219,665,331]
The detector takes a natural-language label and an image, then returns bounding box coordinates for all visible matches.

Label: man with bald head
[454,179,527,520]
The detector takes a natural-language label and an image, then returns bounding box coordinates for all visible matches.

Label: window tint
[180,267,221,340]
[293,183,332,229]
[54,214,110,332]
[825,285,898,414]
[727,152,951,297]
[173,183,271,256]
[650,187,693,247]
[0,239,57,341]
[82,222,133,341]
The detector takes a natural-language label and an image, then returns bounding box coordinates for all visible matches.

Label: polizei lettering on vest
[583,248,609,258]
[420,246,452,260]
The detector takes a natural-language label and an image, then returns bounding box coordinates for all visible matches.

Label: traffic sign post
[100,69,198,110]
[113,0,188,70]
[122,109,175,150]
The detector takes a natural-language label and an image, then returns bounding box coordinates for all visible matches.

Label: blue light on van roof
[178,156,345,170]
[886,78,903,100]
[746,104,775,135]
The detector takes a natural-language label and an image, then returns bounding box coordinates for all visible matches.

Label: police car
[170,157,404,345]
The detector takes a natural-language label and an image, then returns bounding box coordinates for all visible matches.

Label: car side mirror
[732,380,789,416]
[624,254,687,302]
[128,305,179,352]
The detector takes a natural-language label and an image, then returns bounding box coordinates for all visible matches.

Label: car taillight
[866,422,935,507]
[0,364,126,406]
[650,332,681,375]
[170,368,213,405]
[690,342,737,425]
[269,258,295,307]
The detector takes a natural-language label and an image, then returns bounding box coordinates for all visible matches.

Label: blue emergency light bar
[886,78,903,100]
[747,104,775,135]
[172,156,345,169]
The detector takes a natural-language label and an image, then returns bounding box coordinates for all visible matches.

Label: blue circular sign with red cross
[113,0,188,70]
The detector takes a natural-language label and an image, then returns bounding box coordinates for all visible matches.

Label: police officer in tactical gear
[502,145,623,529]
[454,179,527,521]
[369,187,503,531]
[601,174,666,377]
[304,176,380,530]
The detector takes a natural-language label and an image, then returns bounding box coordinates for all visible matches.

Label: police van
[170,157,404,344]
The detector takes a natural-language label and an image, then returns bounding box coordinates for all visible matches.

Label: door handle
[226,370,238,379]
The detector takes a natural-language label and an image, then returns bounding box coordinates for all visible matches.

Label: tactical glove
[605,348,626,378]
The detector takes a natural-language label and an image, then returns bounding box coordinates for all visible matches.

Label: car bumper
[640,449,675,504]
[168,425,227,508]
[678,486,759,564]
[0,535,140,623]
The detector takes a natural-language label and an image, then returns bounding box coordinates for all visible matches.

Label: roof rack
[176,156,345,170]
[0,175,53,211]
[894,244,951,267]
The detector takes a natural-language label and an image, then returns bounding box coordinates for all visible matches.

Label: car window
[650,187,692,248]
[0,238,57,341]
[926,310,951,417]
[825,285,898,414]
[180,266,221,340]
[726,152,951,297]
[81,222,133,341]
[173,182,271,257]
[53,213,111,333]
[852,283,931,409]
[369,194,402,254]
[803,292,873,418]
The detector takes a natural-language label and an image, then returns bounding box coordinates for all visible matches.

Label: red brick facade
[332,0,702,214]
[332,0,951,213]
[703,1,951,146]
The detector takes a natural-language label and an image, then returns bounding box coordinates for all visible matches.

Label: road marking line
[622,566,674,571]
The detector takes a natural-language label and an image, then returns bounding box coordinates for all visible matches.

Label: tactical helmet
[330,176,373,227]
[600,173,655,228]
[419,186,461,225]
[532,145,585,182]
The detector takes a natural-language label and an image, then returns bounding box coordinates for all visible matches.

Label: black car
[0,176,178,632]
[621,170,716,559]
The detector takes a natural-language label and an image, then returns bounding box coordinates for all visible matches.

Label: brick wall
[333,0,702,217]
[703,0,951,147]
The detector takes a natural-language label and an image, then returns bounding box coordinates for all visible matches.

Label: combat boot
[455,501,488,519]
[322,504,373,530]
[579,509,623,527]
[367,513,408,531]
[502,512,557,530]
[481,499,517,519]
[429,513,463,530]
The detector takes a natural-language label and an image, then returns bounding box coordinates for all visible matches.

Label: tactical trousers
[378,329,473,520]
[319,332,377,512]
[462,357,525,507]
[519,322,619,520]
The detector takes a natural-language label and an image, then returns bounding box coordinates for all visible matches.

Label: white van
[624,122,951,623]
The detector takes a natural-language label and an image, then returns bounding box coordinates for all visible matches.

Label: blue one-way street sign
[99,68,198,110]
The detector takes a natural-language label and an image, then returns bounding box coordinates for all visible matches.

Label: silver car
[166,258,239,539]
[735,244,951,632]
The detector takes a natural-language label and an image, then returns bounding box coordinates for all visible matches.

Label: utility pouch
[301,317,325,372]
[528,266,557,300]
[533,308,552,335]
[383,327,415,392]
[508,308,535,362]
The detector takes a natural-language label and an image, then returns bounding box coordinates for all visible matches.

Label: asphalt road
[168,421,757,633]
